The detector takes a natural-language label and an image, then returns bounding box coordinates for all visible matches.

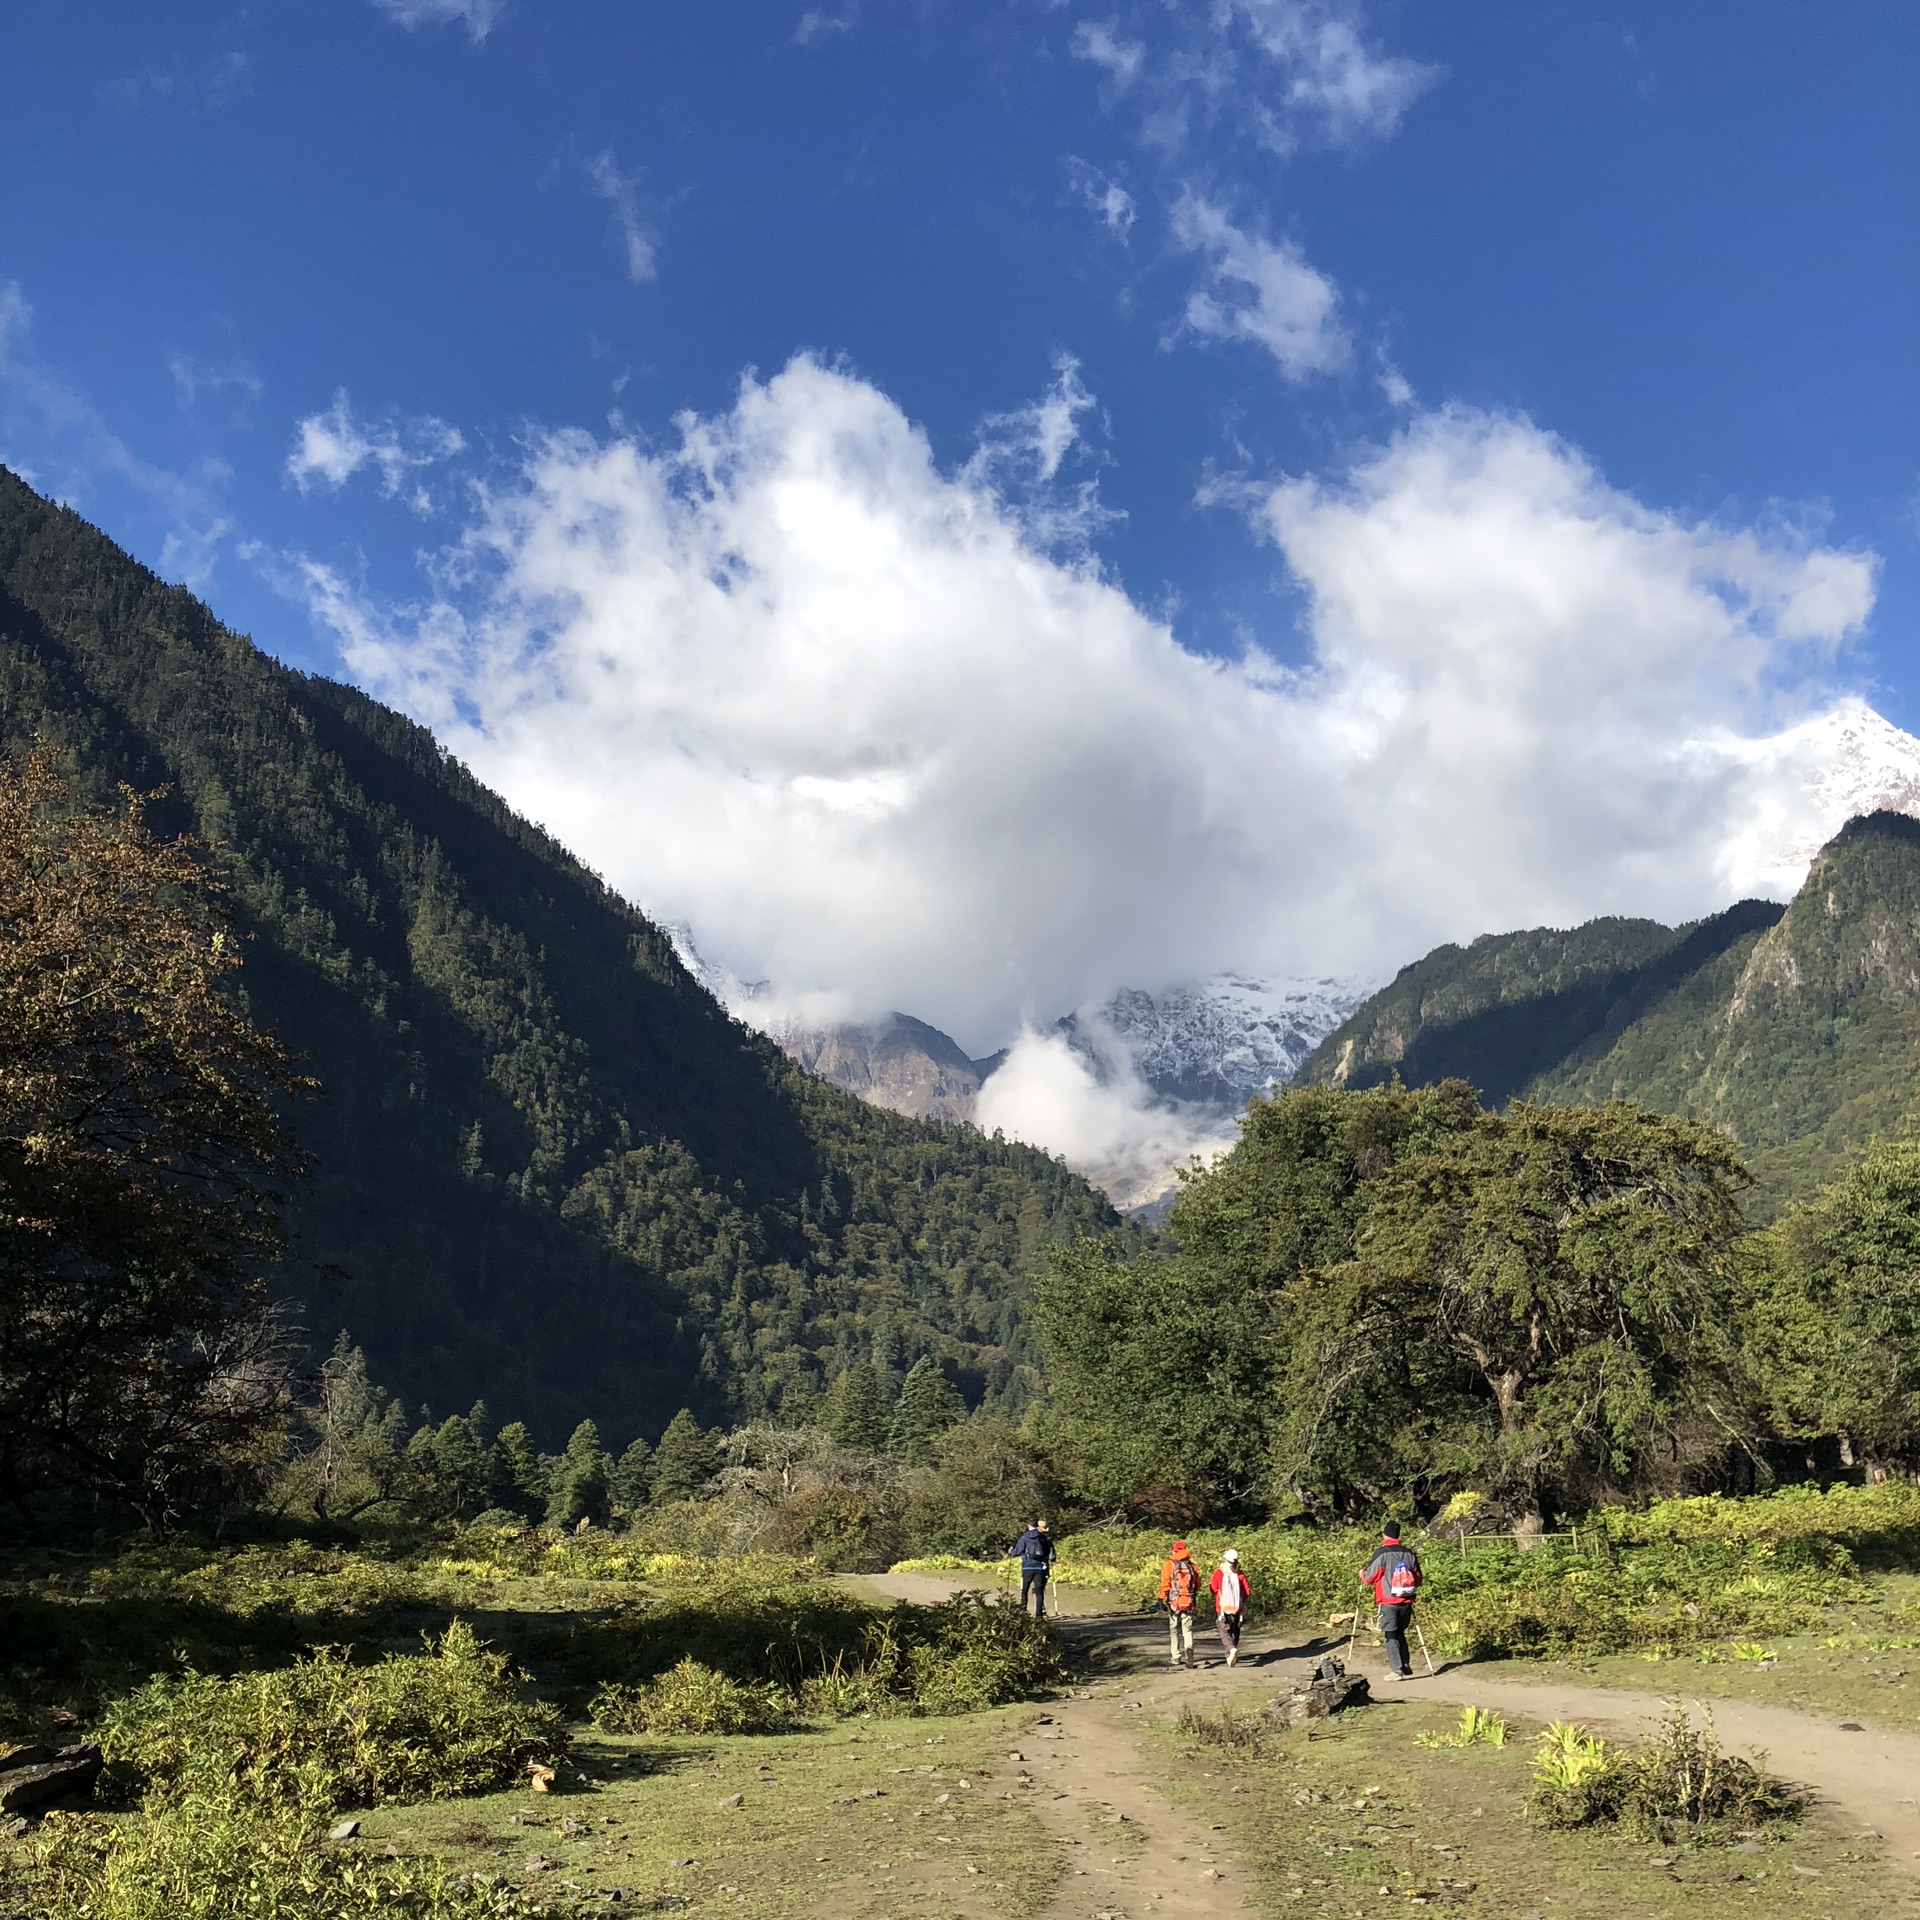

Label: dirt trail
[830,1571,1920,1917]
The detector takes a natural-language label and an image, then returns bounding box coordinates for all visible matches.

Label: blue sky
[4,2,1918,1065]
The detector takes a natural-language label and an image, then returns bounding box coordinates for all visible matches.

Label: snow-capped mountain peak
[1089,972,1373,1106]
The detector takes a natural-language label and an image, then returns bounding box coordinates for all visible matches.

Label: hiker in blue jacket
[1007,1517,1055,1617]
[1360,1520,1423,1679]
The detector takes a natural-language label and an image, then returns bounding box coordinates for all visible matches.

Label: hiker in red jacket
[1359,1520,1422,1680]
[1157,1540,1202,1668]
[1209,1548,1251,1667]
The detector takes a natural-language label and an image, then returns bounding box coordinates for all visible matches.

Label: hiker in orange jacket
[1157,1539,1203,1669]
[1209,1548,1252,1667]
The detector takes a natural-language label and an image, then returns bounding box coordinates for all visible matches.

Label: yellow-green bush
[101,1622,563,1808]
[588,1658,788,1735]
[0,1775,544,1920]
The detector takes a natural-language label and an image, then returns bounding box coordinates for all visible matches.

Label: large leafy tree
[0,750,311,1527]
[1744,1134,1920,1474]
[1032,1083,1476,1516]
[1346,1100,1750,1526]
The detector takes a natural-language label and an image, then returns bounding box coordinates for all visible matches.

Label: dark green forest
[0,467,1119,1450]
[1301,816,1920,1213]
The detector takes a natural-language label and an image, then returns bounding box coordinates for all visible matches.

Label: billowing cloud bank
[308,356,1878,1057]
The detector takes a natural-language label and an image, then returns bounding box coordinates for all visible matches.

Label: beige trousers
[1167,1609,1195,1664]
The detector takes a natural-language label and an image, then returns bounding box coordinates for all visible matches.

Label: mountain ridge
[0,466,1121,1444]
[1302,814,1920,1211]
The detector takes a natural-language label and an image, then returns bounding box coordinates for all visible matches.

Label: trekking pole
[1412,1619,1436,1676]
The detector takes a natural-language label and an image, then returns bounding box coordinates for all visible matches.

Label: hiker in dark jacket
[1007,1518,1055,1617]
[1360,1521,1423,1680]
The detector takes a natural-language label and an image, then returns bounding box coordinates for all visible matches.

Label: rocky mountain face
[1303,812,1920,1212]
[776,1016,999,1125]
[667,927,1004,1125]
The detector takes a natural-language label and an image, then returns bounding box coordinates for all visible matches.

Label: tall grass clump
[1529,1706,1801,1838]
[101,1621,563,1807]
[1174,1702,1270,1756]
[1417,1704,1508,1749]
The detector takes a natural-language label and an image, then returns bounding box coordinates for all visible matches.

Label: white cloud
[169,352,262,408]
[1226,0,1440,150]
[1170,193,1348,379]
[286,390,465,505]
[976,1023,1237,1210]
[1075,0,1439,160]
[794,5,859,44]
[300,358,1882,1063]
[369,0,505,42]
[585,151,659,285]
[1067,158,1137,237]
[1071,21,1146,91]
[961,356,1120,555]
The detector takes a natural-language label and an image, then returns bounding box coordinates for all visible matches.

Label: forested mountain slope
[0,469,1118,1444]
[1301,817,1920,1211]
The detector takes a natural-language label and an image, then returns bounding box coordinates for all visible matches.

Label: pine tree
[433,1411,491,1516]
[822,1359,891,1451]
[887,1356,965,1466]
[650,1408,720,1503]
[489,1420,548,1519]
[546,1418,614,1529]
[871,1317,904,1398]
[611,1436,654,1511]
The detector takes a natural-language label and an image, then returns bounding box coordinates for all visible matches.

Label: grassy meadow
[4,1482,1919,1917]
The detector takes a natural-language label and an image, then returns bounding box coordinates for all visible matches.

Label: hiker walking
[1359,1520,1423,1680]
[1157,1539,1202,1668]
[1007,1516,1055,1617]
[1210,1547,1251,1668]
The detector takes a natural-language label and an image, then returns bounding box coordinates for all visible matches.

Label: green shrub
[101,1622,563,1808]
[0,1776,542,1920]
[588,1659,789,1735]
[1529,1707,1801,1836]
[890,1594,1068,1714]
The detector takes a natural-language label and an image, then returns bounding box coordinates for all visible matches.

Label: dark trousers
[1020,1569,1049,1616]
[1378,1602,1413,1675]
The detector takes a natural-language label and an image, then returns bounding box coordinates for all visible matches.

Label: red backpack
[1166,1559,1200,1610]
[1379,1550,1421,1603]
